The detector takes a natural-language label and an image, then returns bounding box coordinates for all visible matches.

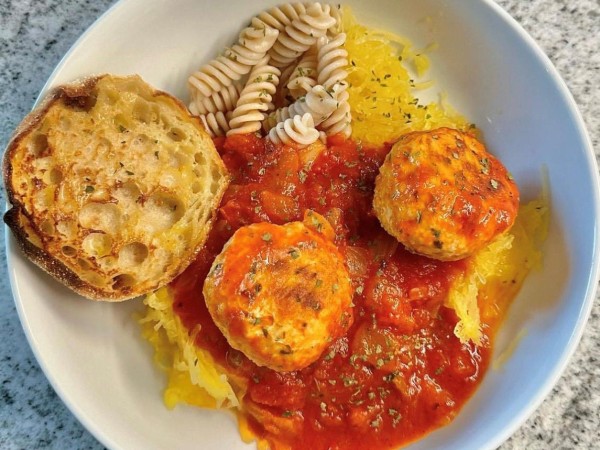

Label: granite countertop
[0,1,598,449]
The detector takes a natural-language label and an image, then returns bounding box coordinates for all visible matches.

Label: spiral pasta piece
[319,130,327,144]
[268,113,320,148]
[263,84,338,132]
[199,111,232,137]
[319,88,352,138]
[328,3,343,36]
[251,3,307,31]
[189,83,243,116]
[188,21,279,98]
[287,45,318,99]
[268,3,336,68]
[271,62,301,108]
[314,35,351,138]
[316,33,348,89]
[279,62,298,88]
[228,56,281,136]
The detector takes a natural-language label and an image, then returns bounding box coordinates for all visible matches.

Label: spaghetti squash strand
[139,287,239,408]
[342,6,470,145]
[447,198,550,344]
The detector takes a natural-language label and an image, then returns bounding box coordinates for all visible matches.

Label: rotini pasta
[268,112,320,148]
[188,20,279,98]
[262,84,338,132]
[275,62,299,103]
[268,3,336,68]
[228,56,281,136]
[319,88,352,137]
[251,2,307,32]
[188,83,243,116]
[199,111,232,137]
[328,3,343,36]
[187,2,350,145]
[315,33,351,137]
[287,45,318,99]
[316,33,348,89]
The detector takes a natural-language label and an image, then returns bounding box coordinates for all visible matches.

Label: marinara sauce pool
[170,134,492,450]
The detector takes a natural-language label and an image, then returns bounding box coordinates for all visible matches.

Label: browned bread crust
[4,74,230,301]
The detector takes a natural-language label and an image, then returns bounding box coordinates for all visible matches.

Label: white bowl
[6,0,599,449]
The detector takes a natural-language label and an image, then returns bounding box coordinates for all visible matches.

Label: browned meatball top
[373,128,519,261]
[203,211,353,372]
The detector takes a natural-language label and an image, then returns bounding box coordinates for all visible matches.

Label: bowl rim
[479,1,600,447]
[5,0,600,449]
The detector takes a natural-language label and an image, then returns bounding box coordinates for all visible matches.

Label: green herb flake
[324,349,336,361]
[383,372,397,383]
[280,344,293,355]
[342,375,358,387]
[480,157,490,175]
[262,233,272,242]
[299,169,308,183]
[370,416,382,428]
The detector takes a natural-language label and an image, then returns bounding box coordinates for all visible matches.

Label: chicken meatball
[373,128,519,261]
[203,210,353,372]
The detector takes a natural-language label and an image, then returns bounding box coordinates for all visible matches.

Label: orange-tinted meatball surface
[203,211,353,372]
[373,128,519,261]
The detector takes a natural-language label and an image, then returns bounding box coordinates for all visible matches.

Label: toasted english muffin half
[3,74,230,301]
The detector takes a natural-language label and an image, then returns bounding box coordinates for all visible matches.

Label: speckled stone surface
[0,0,598,449]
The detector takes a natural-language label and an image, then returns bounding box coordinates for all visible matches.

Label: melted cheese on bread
[3,74,230,301]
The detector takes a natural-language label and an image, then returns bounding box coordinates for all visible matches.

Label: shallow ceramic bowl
[6,0,599,449]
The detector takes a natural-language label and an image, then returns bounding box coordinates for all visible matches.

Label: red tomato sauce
[170,134,491,449]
